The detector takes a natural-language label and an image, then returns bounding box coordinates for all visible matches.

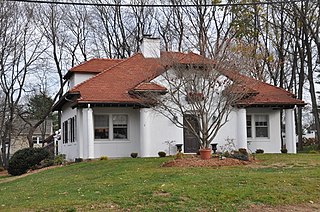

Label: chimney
[140,35,160,58]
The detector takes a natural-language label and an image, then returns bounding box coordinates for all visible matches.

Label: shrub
[54,154,66,165]
[8,148,50,176]
[130,153,138,158]
[281,148,288,154]
[0,166,4,172]
[222,151,230,158]
[75,158,83,163]
[256,149,264,154]
[231,153,249,161]
[99,156,108,160]
[158,151,166,157]
[309,150,318,154]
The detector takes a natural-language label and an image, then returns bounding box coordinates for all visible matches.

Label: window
[113,115,128,139]
[255,115,269,137]
[63,121,68,144]
[32,137,38,144]
[62,116,77,144]
[94,114,128,140]
[246,114,269,138]
[94,115,109,139]
[70,116,76,143]
[246,115,252,138]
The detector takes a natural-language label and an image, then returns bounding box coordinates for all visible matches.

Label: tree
[135,56,247,151]
[19,92,54,148]
[0,1,43,168]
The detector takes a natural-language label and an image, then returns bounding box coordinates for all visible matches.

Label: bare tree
[134,56,247,151]
[0,2,43,168]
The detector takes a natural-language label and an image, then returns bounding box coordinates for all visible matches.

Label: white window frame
[246,114,270,139]
[94,113,129,141]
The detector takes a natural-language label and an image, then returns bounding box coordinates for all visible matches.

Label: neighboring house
[1,119,53,157]
[53,37,305,160]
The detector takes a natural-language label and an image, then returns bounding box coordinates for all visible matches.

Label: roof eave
[52,92,80,111]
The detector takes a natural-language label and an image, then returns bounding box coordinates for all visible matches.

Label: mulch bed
[161,156,253,167]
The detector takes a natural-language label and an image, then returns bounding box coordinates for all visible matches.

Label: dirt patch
[0,165,61,184]
[161,156,253,167]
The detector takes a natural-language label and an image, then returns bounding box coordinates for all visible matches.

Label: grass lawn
[0,154,320,211]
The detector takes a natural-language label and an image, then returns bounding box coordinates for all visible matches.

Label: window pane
[256,127,268,137]
[113,115,128,139]
[94,115,109,139]
[246,115,252,137]
[32,137,38,144]
[255,115,269,137]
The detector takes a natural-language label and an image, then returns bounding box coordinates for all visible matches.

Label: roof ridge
[69,58,124,71]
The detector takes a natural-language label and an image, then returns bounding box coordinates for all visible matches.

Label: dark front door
[183,114,200,153]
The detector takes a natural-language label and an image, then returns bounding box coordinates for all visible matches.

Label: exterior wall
[246,108,281,153]
[59,103,78,160]
[213,109,238,150]
[69,73,96,88]
[212,108,281,153]
[92,107,140,158]
[140,108,183,157]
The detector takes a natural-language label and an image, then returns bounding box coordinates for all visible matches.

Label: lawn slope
[0,154,319,211]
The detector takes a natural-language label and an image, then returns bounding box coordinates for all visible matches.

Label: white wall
[93,107,141,158]
[60,104,79,160]
[69,73,96,88]
[246,108,281,153]
[140,108,183,157]
[213,109,238,151]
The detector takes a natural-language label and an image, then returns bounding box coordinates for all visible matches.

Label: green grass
[0,154,320,211]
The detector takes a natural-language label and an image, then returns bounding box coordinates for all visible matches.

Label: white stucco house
[53,37,305,160]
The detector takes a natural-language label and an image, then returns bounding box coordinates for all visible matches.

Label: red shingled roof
[59,51,304,108]
[64,58,124,79]
[222,69,305,107]
[133,82,167,92]
[69,53,165,104]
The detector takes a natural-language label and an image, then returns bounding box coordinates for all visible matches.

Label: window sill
[247,138,270,142]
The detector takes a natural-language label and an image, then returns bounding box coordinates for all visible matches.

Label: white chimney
[140,35,160,58]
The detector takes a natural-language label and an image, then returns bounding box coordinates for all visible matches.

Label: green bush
[0,166,4,172]
[281,148,288,154]
[54,154,66,165]
[8,148,50,176]
[158,151,166,157]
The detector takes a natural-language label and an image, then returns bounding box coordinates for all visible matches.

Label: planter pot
[199,149,211,160]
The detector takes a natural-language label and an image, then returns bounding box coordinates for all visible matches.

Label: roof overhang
[52,92,81,111]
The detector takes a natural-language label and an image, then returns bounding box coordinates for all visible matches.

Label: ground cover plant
[0,154,319,211]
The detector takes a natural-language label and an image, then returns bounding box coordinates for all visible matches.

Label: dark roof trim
[52,92,80,111]
[236,103,303,109]
[73,102,146,109]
